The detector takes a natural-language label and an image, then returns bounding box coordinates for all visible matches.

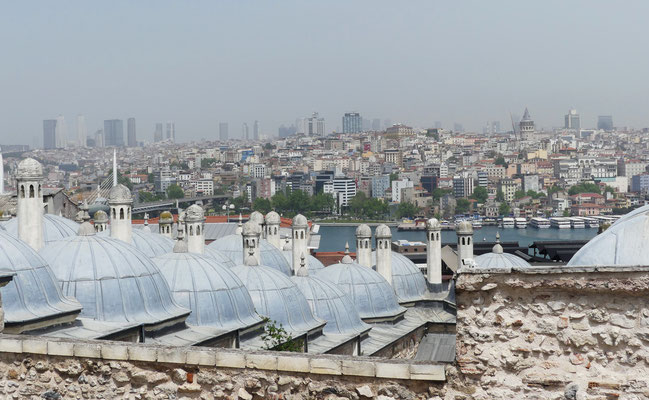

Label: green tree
[514,190,526,200]
[494,156,507,167]
[288,190,311,214]
[470,186,488,203]
[389,172,399,183]
[526,190,544,199]
[604,185,615,194]
[138,191,162,203]
[499,202,510,216]
[201,158,217,168]
[563,209,571,217]
[456,198,471,214]
[568,182,601,195]
[252,197,272,214]
[396,201,420,219]
[166,184,184,199]
[432,188,453,201]
[147,173,154,184]
[495,190,505,202]
[310,193,335,213]
[232,193,249,211]
[261,318,302,352]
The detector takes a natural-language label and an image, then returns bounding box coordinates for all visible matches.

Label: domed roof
[292,214,308,228]
[426,218,441,230]
[203,247,236,268]
[568,206,649,266]
[356,224,371,237]
[185,204,204,222]
[39,235,189,324]
[109,184,132,203]
[0,230,81,329]
[475,234,531,269]
[457,221,473,234]
[98,228,174,257]
[370,251,427,303]
[93,210,108,223]
[231,264,324,333]
[292,273,370,335]
[152,252,261,328]
[208,235,292,275]
[17,158,43,179]
[3,214,79,245]
[281,250,325,273]
[249,211,265,226]
[242,220,262,236]
[375,224,392,238]
[265,211,280,225]
[159,211,174,222]
[316,260,405,320]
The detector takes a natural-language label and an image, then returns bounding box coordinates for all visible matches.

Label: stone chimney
[242,220,262,264]
[265,211,281,249]
[158,211,174,238]
[426,218,442,285]
[375,224,392,285]
[16,158,44,251]
[108,183,133,244]
[93,210,108,232]
[184,204,205,254]
[456,221,474,268]
[291,214,308,276]
[355,224,372,268]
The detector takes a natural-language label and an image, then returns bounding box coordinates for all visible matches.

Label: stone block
[0,338,23,353]
[73,343,101,358]
[186,349,216,366]
[22,338,47,355]
[158,347,187,364]
[214,351,246,369]
[310,357,342,375]
[342,359,375,377]
[376,362,410,380]
[277,354,309,372]
[128,345,157,362]
[409,364,445,381]
[47,340,74,356]
[246,353,278,370]
[101,343,129,360]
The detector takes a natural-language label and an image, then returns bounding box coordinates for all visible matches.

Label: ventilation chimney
[158,211,174,238]
[426,218,442,285]
[375,224,392,284]
[184,204,205,254]
[355,224,372,267]
[291,214,308,275]
[242,220,262,264]
[265,211,281,249]
[108,184,133,244]
[16,158,44,251]
[456,221,474,268]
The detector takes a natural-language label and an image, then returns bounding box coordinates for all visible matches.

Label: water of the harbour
[317,225,598,254]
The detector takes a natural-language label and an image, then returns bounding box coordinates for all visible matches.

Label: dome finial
[344,242,350,255]
[496,232,500,243]
[235,213,243,235]
[244,248,259,266]
[173,226,187,253]
[296,253,308,277]
[341,243,353,264]
[492,232,503,254]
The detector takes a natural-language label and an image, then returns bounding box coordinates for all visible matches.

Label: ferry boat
[472,220,483,229]
[529,217,551,229]
[550,217,571,229]
[501,217,515,228]
[569,217,585,229]
[514,217,527,229]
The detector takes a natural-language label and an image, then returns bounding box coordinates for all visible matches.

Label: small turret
[93,210,108,232]
[159,211,174,238]
[16,158,44,251]
[108,183,133,244]
[426,218,442,285]
[375,224,392,285]
[242,220,262,264]
[184,204,205,254]
[265,211,281,249]
[291,214,308,276]
[456,221,474,268]
[355,224,372,268]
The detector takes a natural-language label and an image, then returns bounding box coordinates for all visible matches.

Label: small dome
[3,214,79,245]
[109,184,132,204]
[93,210,108,223]
[16,158,43,179]
[249,211,265,226]
[316,261,405,320]
[153,252,261,328]
[356,224,372,237]
[265,211,281,225]
[426,218,441,230]
[475,251,532,269]
[242,220,262,236]
[292,274,370,335]
[0,231,81,329]
[292,214,308,228]
[40,235,189,324]
[231,263,324,333]
[456,221,473,234]
[98,228,174,257]
[208,235,292,275]
[159,211,174,223]
[185,204,204,222]
[371,251,427,303]
[375,224,392,238]
[281,250,325,273]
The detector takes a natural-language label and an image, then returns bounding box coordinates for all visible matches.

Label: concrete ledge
[246,353,278,370]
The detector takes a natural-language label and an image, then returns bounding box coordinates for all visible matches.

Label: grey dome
[292,214,308,228]
[426,218,441,230]
[0,231,81,328]
[249,211,264,226]
[99,228,174,257]
[39,235,189,325]
[3,214,79,245]
[457,221,473,234]
[203,248,236,268]
[208,235,292,275]
[231,264,324,333]
[265,211,280,225]
[93,210,108,223]
[375,224,392,238]
[185,204,204,222]
[17,158,43,179]
[159,211,174,223]
[152,252,261,328]
[370,251,427,303]
[292,273,369,335]
[475,251,532,269]
[281,250,325,273]
[109,184,132,203]
[569,206,649,266]
[316,261,405,320]
[356,224,371,237]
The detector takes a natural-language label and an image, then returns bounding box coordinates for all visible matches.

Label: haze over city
[2,0,649,144]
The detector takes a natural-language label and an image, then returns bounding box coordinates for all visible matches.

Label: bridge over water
[132,194,232,214]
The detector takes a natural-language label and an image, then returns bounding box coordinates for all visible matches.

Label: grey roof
[147,325,234,347]
[475,251,532,269]
[98,228,174,257]
[0,231,82,326]
[208,235,292,276]
[3,214,79,245]
[291,273,370,335]
[281,250,325,273]
[316,261,406,321]
[39,235,190,325]
[203,248,236,268]
[152,252,261,329]
[415,333,456,363]
[32,318,140,341]
[371,251,427,303]
[231,264,325,334]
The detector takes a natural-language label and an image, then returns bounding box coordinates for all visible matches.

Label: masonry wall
[448,266,649,400]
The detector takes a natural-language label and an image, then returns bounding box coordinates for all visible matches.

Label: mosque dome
[0,230,81,331]
[371,251,427,303]
[475,238,531,269]
[265,211,281,225]
[98,228,174,257]
[39,231,189,325]
[281,250,325,273]
[3,214,79,245]
[207,235,292,275]
[568,205,649,266]
[231,261,324,333]
[109,184,132,203]
[17,158,43,179]
[152,251,261,328]
[356,224,372,237]
[316,258,405,320]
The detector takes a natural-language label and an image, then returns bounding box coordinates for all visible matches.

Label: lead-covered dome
[292,214,308,228]
[203,248,236,268]
[99,228,174,257]
[152,252,261,328]
[371,251,427,303]
[3,214,80,245]
[475,239,531,269]
[39,234,189,325]
[0,231,81,331]
[208,235,292,275]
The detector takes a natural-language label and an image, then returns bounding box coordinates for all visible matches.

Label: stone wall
[0,334,445,399]
[448,266,649,400]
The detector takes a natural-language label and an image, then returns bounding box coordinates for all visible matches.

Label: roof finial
[496,232,500,243]
[296,252,308,276]
[235,213,243,235]
[244,247,259,266]
[344,242,350,255]
[173,225,187,253]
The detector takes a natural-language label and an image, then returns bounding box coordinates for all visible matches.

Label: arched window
[295,231,298,239]
[127,208,131,219]
[437,233,440,240]
[197,225,201,235]
[38,184,42,197]
[461,237,465,245]
[29,184,34,198]
[189,226,194,236]
[468,237,471,245]
[112,208,116,219]
[274,227,278,234]
[20,185,24,198]
[300,231,304,239]
[120,208,125,220]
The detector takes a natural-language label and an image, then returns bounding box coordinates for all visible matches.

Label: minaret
[265,211,281,249]
[184,204,205,254]
[93,210,108,232]
[0,146,4,194]
[16,158,44,251]
[159,211,174,238]
[112,149,118,187]
[426,218,442,286]
[456,221,474,268]
[242,220,262,264]
[355,224,372,268]
[291,214,308,275]
[375,224,392,284]
[108,183,133,244]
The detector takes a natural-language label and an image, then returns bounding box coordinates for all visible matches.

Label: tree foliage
[568,182,600,195]
[470,186,488,203]
[139,191,164,203]
[261,318,303,352]
[166,184,184,199]
[348,192,389,220]
[396,201,420,219]
[201,158,217,168]
[499,202,510,216]
[252,197,272,214]
[456,198,471,214]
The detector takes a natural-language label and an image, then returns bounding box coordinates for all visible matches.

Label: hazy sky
[2,1,649,145]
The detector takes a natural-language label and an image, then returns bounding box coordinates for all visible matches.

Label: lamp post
[222,203,235,223]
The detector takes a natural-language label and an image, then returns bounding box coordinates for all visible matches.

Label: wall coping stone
[459,265,649,275]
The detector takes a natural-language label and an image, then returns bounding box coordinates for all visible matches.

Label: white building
[191,179,214,196]
[251,164,267,179]
[391,179,414,203]
[323,177,356,207]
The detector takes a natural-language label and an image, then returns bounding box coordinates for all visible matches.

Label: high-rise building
[43,120,57,150]
[242,123,249,140]
[253,120,260,140]
[95,129,104,148]
[564,109,580,131]
[55,115,66,148]
[154,123,163,142]
[76,115,86,147]
[307,112,325,136]
[127,118,137,147]
[166,121,175,142]
[597,115,614,131]
[343,112,362,134]
[103,119,124,147]
[219,122,228,141]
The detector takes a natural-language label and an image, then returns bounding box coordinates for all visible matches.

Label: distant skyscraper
[383,119,392,130]
[166,121,175,142]
[103,120,124,147]
[219,122,228,141]
[127,118,137,147]
[307,112,325,136]
[154,123,163,142]
[55,115,66,148]
[362,118,371,131]
[343,112,362,134]
[372,118,381,131]
[253,120,260,140]
[43,120,57,150]
[564,109,580,131]
[242,123,249,140]
[76,115,87,147]
[597,115,614,131]
[95,129,104,148]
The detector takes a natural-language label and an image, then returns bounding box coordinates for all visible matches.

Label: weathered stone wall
[0,335,445,399]
[448,266,649,400]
